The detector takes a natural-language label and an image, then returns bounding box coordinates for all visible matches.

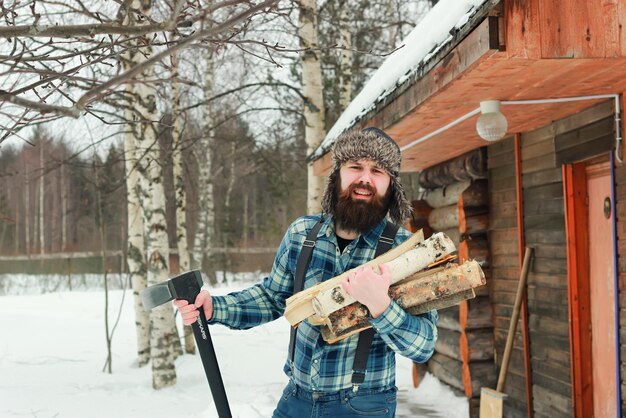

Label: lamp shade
[476,100,508,142]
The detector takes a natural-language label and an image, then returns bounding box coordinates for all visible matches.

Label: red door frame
[562,163,593,418]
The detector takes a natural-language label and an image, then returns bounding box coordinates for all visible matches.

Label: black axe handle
[191,308,232,418]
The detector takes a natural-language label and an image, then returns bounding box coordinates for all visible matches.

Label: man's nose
[357,171,373,184]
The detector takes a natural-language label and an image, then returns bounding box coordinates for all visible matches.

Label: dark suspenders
[288,219,324,366]
[288,218,399,390]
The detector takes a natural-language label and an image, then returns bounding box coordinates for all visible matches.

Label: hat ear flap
[321,169,340,215]
[387,177,412,224]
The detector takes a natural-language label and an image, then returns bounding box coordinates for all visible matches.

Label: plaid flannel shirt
[208,215,438,392]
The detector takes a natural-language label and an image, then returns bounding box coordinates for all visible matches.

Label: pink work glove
[342,263,392,319]
[172,289,213,325]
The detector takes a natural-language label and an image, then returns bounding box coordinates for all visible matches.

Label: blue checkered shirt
[208,215,438,392]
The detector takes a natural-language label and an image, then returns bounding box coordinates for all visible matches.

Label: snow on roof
[310,0,492,161]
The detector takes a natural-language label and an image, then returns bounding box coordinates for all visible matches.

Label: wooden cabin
[311,1,626,417]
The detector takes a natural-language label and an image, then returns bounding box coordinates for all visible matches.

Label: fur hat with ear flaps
[320,127,412,224]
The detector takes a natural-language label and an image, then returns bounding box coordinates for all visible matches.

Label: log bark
[418,148,487,189]
[310,232,457,320]
[460,180,488,208]
[320,260,485,341]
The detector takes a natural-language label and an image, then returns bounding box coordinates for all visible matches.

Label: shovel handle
[496,247,533,392]
[191,309,232,418]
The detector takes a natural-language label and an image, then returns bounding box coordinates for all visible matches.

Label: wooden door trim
[562,162,593,418]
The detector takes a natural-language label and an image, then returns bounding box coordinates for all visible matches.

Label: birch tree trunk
[338,1,353,111]
[134,82,178,389]
[171,51,195,355]
[23,156,30,255]
[39,143,44,254]
[61,161,67,251]
[298,0,326,214]
[191,52,216,283]
[123,2,177,388]
[123,120,150,367]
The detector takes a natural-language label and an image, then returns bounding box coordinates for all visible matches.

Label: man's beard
[334,181,391,234]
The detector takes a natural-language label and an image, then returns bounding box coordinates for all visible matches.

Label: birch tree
[124,118,151,367]
[298,0,326,215]
[121,1,178,388]
[170,49,195,354]
[339,1,353,111]
[191,52,216,283]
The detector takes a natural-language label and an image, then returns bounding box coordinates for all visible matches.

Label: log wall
[488,100,619,418]
[414,148,494,417]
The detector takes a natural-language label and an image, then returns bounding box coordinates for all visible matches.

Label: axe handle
[192,309,232,418]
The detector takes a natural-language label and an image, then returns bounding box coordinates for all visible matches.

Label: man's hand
[172,289,213,326]
[341,264,392,318]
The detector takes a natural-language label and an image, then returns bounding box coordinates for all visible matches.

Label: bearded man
[174,128,438,418]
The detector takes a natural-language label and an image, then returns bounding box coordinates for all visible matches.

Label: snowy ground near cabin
[0,273,468,418]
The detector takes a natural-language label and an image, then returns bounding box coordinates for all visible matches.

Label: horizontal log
[424,181,471,208]
[283,230,424,326]
[436,295,494,331]
[419,148,487,189]
[436,328,494,361]
[461,180,489,208]
[429,204,459,231]
[462,213,489,235]
[411,199,433,219]
[321,260,485,340]
[428,353,496,397]
[310,232,457,321]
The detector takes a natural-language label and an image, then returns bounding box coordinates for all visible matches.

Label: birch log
[424,181,471,208]
[428,205,459,233]
[320,260,485,342]
[311,232,456,320]
[284,230,425,325]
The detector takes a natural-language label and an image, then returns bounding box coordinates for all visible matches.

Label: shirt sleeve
[207,226,295,330]
[369,301,438,363]
[368,226,438,363]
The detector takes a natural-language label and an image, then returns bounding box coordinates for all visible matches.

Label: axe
[141,270,232,418]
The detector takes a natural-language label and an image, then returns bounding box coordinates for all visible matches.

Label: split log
[319,260,485,342]
[461,213,489,235]
[284,229,424,326]
[418,148,487,189]
[437,296,494,331]
[310,232,457,321]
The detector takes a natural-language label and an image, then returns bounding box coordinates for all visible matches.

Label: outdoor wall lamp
[476,100,508,142]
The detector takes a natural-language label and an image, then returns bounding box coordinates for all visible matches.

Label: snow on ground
[0,274,468,418]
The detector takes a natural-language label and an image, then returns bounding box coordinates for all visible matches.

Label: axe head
[141,270,204,311]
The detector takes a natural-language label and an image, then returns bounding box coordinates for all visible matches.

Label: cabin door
[586,161,617,418]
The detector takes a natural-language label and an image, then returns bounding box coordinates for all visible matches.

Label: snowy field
[0,274,468,418]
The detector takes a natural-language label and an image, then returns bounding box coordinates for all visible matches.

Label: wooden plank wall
[488,101,617,418]
[488,136,529,418]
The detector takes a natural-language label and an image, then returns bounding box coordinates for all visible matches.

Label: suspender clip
[302,239,316,248]
[378,236,394,245]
